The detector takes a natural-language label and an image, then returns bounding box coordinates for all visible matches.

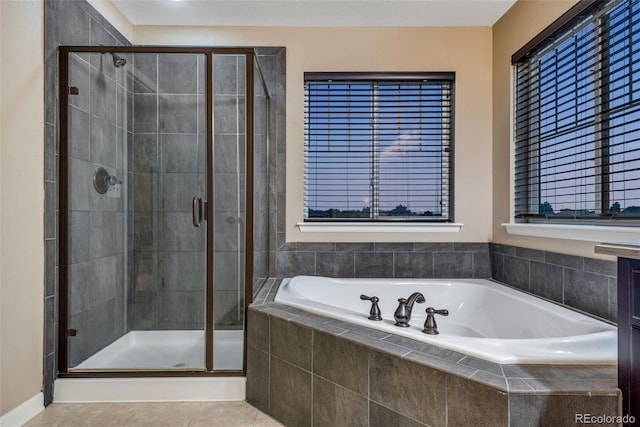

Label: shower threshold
[73,330,243,371]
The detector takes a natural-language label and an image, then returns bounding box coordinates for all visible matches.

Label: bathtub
[274,276,617,365]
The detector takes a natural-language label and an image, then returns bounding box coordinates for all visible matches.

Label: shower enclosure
[58,46,271,374]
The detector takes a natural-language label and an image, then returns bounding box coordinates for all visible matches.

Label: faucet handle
[360,295,382,321]
[428,307,448,316]
[423,307,449,335]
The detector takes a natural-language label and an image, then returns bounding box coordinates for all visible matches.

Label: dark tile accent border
[247,280,620,426]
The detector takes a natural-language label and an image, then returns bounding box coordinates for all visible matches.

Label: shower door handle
[192,196,204,227]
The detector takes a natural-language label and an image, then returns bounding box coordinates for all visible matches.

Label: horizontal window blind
[514,0,640,223]
[304,74,454,221]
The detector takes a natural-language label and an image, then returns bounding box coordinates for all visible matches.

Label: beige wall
[0,0,45,416]
[135,26,494,243]
[491,0,615,258]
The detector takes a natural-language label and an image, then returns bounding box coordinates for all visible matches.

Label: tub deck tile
[382,334,467,364]
[521,377,620,394]
[252,302,290,312]
[338,331,411,358]
[403,350,478,380]
[469,369,509,391]
[506,378,536,392]
[458,355,504,377]
[265,279,281,303]
[549,364,618,380]
[501,364,562,379]
[326,319,392,340]
[295,316,347,335]
[259,306,299,320]
[253,278,269,303]
[257,303,291,313]
[280,306,333,323]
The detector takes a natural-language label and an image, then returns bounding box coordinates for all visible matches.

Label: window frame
[303,71,456,224]
[511,0,640,227]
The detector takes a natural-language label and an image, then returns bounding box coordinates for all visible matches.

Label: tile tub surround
[247,281,620,427]
[491,243,618,323]
[272,241,616,323]
[274,242,492,279]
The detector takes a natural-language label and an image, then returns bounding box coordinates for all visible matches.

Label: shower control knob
[105,175,121,186]
[360,295,382,321]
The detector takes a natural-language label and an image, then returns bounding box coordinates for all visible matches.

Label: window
[513,0,640,225]
[304,72,454,222]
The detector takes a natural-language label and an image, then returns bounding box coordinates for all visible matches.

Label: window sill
[297,222,464,233]
[502,223,640,243]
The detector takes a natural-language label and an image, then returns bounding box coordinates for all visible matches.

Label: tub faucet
[394,292,425,327]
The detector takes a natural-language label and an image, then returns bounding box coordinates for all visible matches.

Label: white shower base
[54,377,246,402]
[74,330,243,371]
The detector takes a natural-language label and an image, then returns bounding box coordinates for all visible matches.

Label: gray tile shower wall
[44,0,132,405]
[256,48,286,272]
[253,50,274,287]
[130,53,207,331]
[274,242,492,279]
[66,48,131,364]
[491,243,617,323]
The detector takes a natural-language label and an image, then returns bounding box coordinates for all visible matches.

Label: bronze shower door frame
[58,46,257,377]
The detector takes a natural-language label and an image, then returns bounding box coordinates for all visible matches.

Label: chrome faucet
[393,292,425,327]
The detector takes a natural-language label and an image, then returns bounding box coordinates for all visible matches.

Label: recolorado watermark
[575,413,636,424]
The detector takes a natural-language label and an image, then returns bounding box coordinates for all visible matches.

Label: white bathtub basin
[274,276,617,365]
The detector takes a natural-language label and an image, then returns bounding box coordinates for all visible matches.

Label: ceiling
[110,0,517,27]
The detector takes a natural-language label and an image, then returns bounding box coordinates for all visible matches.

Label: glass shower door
[65,49,209,371]
[211,54,247,371]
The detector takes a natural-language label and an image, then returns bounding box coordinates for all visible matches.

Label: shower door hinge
[67,328,77,337]
[68,87,79,95]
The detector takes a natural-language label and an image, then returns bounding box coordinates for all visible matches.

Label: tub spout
[394,292,425,327]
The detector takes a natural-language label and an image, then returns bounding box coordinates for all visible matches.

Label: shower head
[109,52,127,68]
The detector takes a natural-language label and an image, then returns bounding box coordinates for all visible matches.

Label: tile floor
[23,401,283,427]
